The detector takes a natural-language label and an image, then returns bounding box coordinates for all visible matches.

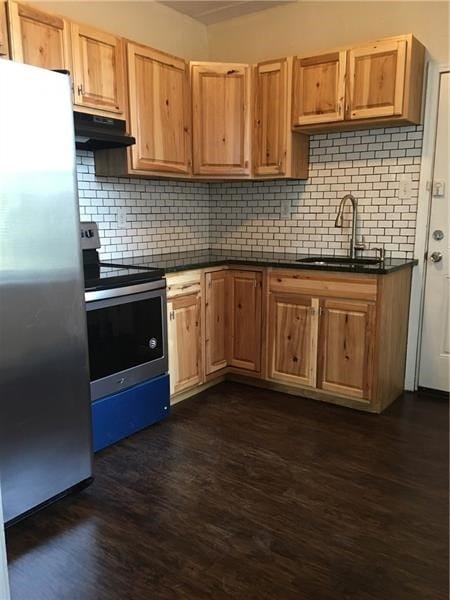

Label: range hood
[74,111,136,151]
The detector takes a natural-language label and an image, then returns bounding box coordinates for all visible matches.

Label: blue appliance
[91,374,170,452]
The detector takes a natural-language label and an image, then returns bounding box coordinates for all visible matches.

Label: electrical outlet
[117,207,127,228]
[281,199,291,219]
[398,174,412,200]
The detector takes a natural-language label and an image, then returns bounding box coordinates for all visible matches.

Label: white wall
[35,1,209,59]
[33,1,449,65]
[207,1,449,64]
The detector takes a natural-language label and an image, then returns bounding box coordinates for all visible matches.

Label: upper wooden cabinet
[227,270,262,373]
[0,2,9,58]
[8,3,126,118]
[3,3,427,179]
[254,58,308,179]
[347,39,406,120]
[293,34,425,133]
[292,51,346,126]
[70,23,125,115]
[191,62,251,177]
[127,43,191,175]
[8,2,71,70]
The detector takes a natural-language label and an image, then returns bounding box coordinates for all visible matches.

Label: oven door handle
[85,279,165,303]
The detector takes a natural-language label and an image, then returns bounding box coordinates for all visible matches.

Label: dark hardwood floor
[6,383,449,599]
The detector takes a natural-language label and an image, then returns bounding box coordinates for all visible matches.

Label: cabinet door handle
[77,84,85,96]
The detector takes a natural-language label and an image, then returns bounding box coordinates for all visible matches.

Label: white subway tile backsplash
[77,124,423,261]
[77,150,210,260]
[210,125,423,258]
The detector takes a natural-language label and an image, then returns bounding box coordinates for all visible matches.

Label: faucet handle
[354,236,366,252]
[373,247,386,262]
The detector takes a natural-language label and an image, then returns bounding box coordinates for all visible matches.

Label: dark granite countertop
[120,249,418,275]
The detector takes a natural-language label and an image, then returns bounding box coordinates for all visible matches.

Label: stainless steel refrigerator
[0,60,93,524]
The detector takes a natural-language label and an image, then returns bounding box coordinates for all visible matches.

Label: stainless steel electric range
[81,222,170,452]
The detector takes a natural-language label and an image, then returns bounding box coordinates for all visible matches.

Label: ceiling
[159,1,294,25]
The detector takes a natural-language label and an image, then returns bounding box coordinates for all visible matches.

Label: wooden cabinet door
[127,43,191,175]
[71,23,125,115]
[227,271,262,372]
[318,299,375,400]
[254,59,287,176]
[191,62,251,177]
[168,293,202,396]
[205,271,228,375]
[347,39,407,120]
[8,2,71,70]
[292,51,346,125]
[268,293,319,387]
[0,2,9,58]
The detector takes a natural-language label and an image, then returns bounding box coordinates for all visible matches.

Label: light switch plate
[432,180,446,197]
[117,207,127,228]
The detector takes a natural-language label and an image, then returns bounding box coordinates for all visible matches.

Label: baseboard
[418,386,450,401]
[171,371,385,413]
[171,376,226,405]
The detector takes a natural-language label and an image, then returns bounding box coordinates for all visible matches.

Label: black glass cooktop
[84,261,165,292]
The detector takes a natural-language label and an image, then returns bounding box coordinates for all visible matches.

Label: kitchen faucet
[334,193,365,259]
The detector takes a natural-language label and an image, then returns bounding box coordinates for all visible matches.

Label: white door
[419,71,450,392]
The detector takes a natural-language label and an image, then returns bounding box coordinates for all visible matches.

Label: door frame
[405,61,450,390]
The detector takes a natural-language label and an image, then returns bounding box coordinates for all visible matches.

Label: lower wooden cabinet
[167,266,412,413]
[266,268,412,411]
[203,269,263,376]
[268,293,318,387]
[205,270,227,375]
[167,292,202,396]
[227,270,262,373]
[267,271,377,403]
[317,298,375,400]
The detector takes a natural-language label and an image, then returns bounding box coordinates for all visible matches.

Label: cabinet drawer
[268,269,377,301]
[166,270,202,299]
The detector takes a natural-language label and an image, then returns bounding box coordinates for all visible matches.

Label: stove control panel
[80,221,100,251]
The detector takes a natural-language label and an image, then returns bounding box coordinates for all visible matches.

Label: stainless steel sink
[296,256,381,266]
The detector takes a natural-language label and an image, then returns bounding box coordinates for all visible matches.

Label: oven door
[85,280,168,401]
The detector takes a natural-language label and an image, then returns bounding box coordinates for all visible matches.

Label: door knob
[430,251,443,263]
